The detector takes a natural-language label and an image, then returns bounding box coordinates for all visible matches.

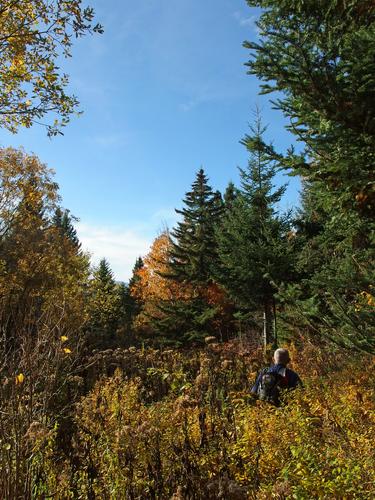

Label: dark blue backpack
[257,368,286,406]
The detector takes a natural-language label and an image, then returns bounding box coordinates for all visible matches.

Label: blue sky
[1,0,301,281]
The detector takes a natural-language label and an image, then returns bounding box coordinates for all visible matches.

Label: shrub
[31,343,375,498]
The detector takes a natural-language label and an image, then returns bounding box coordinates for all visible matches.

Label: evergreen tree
[129,257,144,291]
[285,181,375,353]
[116,282,137,346]
[245,0,375,216]
[122,257,144,332]
[168,168,223,284]
[154,169,225,345]
[86,258,120,347]
[150,296,219,347]
[53,208,81,249]
[95,259,115,287]
[223,181,238,211]
[216,116,292,346]
[245,0,375,352]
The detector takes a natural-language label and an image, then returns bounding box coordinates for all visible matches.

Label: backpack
[257,368,286,406]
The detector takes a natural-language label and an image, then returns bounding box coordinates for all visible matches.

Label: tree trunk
[273,296,278,349]
[263,298,273,349]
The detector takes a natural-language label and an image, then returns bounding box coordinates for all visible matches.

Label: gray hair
[273,348,290,365]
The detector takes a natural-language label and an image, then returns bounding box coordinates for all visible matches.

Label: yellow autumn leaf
[60,335,68,342]
[15,373,25,385]
[63,348,72,354]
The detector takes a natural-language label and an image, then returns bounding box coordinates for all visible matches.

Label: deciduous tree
[0,148,89,347]
[0,0,103,135]
[131,232,193,333]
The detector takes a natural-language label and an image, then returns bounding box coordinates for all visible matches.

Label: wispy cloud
[76,204,184,281]
[76,222,151,282]
[233,11,258,29]
[179,85,241,112]
[89,132,128,148]
[180,95,210,112]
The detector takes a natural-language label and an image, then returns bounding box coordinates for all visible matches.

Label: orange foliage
[203,282,235,335]
[131,232,193,325]
[132,231,193,302]
[131,232,234,335]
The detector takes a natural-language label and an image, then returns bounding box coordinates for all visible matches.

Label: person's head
[273,348,290,366]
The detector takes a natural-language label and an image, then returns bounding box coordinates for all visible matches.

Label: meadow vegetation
[2,342,374,499]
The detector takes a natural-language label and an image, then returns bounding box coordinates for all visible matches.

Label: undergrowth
[6,343,375,499]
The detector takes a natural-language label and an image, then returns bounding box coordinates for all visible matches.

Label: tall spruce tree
[53,208,81,249]
[245,0,375,214]
[245,0,375,352]
[216,115,292,346]
[154,169,224,345]
[86,258,121,348]
[168,168,223,285]
[122,256,144,332]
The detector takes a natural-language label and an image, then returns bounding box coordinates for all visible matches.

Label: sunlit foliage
[131,231,193,327]
[0,0,102,135]
[21,344,375,499]
[0,147,89,341]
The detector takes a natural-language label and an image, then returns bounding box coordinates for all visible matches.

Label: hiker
[251,348,302,406]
